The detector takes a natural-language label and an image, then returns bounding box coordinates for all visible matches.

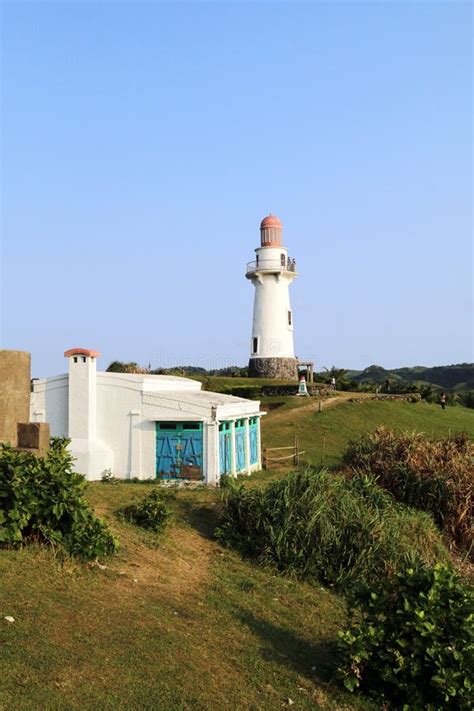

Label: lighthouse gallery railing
[246,258,297,275]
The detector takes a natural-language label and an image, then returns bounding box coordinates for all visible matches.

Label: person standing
[331,376,336,391]
[440,391,447,410]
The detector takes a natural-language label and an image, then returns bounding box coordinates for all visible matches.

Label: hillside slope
[0,484,372,711]
[1,399,472,710]
[261,398,474,469]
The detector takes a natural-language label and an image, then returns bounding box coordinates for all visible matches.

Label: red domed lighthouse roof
[260,213,283,247]
[260,214,282,229]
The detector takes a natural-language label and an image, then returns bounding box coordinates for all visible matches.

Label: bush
[338,563,474,709]
[343,428,473,556]
[116,489,171,533]
[215,469,447,589]
[459,390,474,409]
[220,384,263,399]
[0,439,118,560]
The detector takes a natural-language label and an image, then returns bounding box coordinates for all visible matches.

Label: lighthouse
[246,215,298,379]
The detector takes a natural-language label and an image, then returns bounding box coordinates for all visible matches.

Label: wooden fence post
[263,445,267,470]
[294,436,300,465]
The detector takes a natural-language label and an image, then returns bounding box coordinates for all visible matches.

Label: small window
[252,337,259,354]
[280,253,286,267]
[159,423,177,430]
[182,422,201,431]
[82,356,87,363]
[73,356,78,363]
[288,310,292,326]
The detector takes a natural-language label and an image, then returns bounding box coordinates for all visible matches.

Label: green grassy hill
[260,397,474,469]
[1,398,472,710]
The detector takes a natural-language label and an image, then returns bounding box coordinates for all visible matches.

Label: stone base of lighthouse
[248,357,298,380]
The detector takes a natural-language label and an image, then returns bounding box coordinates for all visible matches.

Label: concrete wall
[31,365,262,483]
[0,350,31,446]
[30,374,69,435]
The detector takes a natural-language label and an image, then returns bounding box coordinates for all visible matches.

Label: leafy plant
[116,489,171,533]
[0,439,118,560]
[338,562,474,710]
[101,468,116,483]
[343,428,473,556]
[215,469,447,589]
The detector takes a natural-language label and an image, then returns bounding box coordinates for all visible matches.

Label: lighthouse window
[252,337,259,354]
[288,310,292,326]
[280,253,286,267]
[82,356,87,363]
[73,357,78,363]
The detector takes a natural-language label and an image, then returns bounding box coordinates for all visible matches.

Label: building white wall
[96,374,152,478]
[31,362,262,484]
[30,374,69,436]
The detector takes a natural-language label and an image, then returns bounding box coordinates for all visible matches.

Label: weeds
[343,428,473,556]
[116,489,172,533]
[215,468,447,589]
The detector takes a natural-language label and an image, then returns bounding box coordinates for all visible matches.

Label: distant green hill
[345,363,474,391]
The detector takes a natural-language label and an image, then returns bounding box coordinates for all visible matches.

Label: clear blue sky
[1,1,472,377]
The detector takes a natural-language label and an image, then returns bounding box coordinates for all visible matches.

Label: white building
[30,348,263,484]
[246,214,298,379]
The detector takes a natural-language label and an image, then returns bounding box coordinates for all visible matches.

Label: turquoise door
[219,422,232,475]
[249,417,259,465]
[156,422,203,479]
[235,419,247,473]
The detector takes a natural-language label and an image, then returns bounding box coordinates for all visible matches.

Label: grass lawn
[0,483,372,711]
[1,399,472,710]
[261,398,474,469]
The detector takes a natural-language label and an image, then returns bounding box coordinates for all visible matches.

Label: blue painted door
[219,422,232,475]
[156,422,203,479]
[235,420,247,473]
[249,417,259,465]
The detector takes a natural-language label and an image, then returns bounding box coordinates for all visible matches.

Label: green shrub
[0,439,118,560]
[215,469,447,589]
[343,428,473,555]
[220,384,263,399]
[116,489,171,533]
[338,563,474,709]
[459,390,474,409]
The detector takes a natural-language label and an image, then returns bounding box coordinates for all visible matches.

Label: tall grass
[215,469,447,590]
[343,428,473,557]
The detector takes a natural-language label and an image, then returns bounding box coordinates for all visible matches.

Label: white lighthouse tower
[246,214,298,379]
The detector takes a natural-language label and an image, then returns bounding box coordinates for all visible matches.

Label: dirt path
[264,392,370,422]
[109,525,215,598]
